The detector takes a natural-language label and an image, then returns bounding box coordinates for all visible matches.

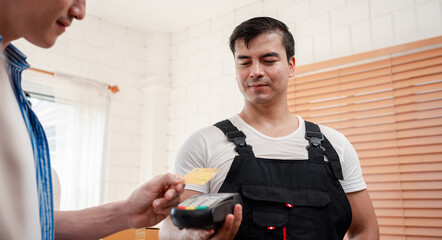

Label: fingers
[153,183,184,207]
[123,173,186,229]
[148,173,184,193]
[152,183,185,214]
[164,183,185,200]
[209,204,242,240]
[164,173,184,186]
[152,197,180,214]
[173,204,242,240]
[152,196,179,209]
[174,182,185,194]
[208,215,234,240]
[229,204,242,239]
[142,173,185,208]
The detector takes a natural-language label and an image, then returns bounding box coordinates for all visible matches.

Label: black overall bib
[214,120,352,240]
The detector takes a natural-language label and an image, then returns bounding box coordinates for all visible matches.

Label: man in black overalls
[160,17,379,240]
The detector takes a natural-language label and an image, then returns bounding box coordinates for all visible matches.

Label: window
[22,70,109,210]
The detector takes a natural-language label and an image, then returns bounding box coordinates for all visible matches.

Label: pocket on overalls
[241,184,330,240]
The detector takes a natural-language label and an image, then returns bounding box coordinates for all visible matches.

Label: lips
[250,83,268,87]
[56,18,71,32]
[57,18,71,28]
[245,78,272,90]
[247,81,269,88]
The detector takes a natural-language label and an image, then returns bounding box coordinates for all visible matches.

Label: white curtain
[52,73,109,210]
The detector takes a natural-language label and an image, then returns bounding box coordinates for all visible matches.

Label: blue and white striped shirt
[1,36,54,240]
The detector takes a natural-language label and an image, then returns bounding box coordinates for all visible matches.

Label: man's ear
[288,56,295,78]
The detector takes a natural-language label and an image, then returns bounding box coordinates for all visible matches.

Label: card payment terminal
[171,193,241,230]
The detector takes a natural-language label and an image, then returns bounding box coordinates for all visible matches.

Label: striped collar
[0,35,31,71]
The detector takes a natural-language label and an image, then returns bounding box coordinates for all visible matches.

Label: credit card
[183,168,220,185]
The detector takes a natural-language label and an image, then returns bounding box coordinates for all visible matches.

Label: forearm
[346,190,380,240]
[347,225,379,240]
[54,201,129,240]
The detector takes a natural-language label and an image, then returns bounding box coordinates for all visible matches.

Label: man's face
[234,32,295,106]
[16,0,86,48]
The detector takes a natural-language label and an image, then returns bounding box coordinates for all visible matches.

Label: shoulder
[188,124,227,145]
[301,117,354,160]
[177,119,232,157]
[298,116,346,144]
[318,124,346,143]
[318,124,354,159]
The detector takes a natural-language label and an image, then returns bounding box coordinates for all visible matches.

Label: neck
[0,27,15,51]
[0,1,18,50]
[239,99,298,137]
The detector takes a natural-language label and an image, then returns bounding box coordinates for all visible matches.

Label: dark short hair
[229,17,295,62]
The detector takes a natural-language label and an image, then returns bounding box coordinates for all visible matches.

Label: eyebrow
[237,55,251,60]
[236,52,280,60]
[261,52,280,58]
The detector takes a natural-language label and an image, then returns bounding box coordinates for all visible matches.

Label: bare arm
[54,201,128,240]
[346,189,379,240]
[159,189,242,240]
[55,173,184,240]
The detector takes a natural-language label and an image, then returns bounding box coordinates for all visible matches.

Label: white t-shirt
[0,58,41,240]
[175,115,366,194]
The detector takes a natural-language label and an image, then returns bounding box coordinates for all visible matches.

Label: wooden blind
[288,38,442,239]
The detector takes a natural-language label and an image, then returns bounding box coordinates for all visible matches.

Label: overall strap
[305,121,344,180]
[214,119,255,157]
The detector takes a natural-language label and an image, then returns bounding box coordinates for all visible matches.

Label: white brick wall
[278,0,311,23]
[313,31,333,61]
[166,0,442,173]
[189,21,211,39]
[372,14,395,48]
[393,7,419,44]
[212,12,235,31]
[263,0,293,14]
[311,0,346,15]
[199,31,224,50]
[417,0,442,38]
[188,49,211,69]
[332,0,369,28]
[297,36,315,64]
[332,25,352,57]
[351,20,372,53]
[371,0,414,17]
[235,1,263,24]
[297,13,330,37]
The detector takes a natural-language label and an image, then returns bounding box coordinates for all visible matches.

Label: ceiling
[86,0,257,33]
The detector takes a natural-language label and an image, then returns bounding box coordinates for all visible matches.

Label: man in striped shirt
[0,0,184,239]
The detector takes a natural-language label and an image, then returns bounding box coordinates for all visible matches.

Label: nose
[250,62,264,79]
[69,0,86,20]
